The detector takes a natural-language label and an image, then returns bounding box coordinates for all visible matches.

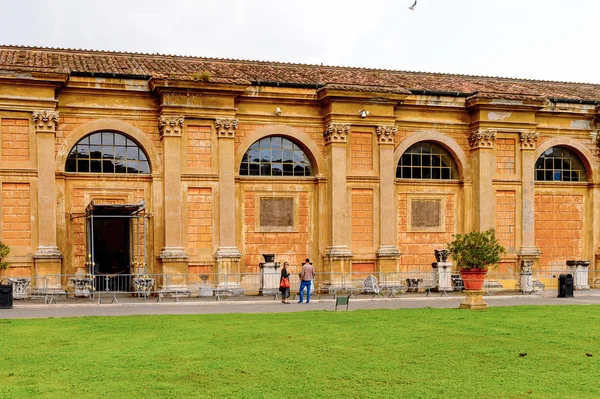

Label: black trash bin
[558,274,574,298]
[0,280,13,309]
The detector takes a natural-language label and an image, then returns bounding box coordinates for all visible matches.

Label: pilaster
[32,110,63,292]
[214,119,242,277]
[518,130,541,264]
[323,123,353,274]
[468,129,496,231]
[158,116,188,290]
[375,125,401,272]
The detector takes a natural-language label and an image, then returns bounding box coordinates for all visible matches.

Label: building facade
[0,46,599,291]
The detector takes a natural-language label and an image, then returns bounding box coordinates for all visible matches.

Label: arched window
[397,141,457,179]
[239,136,313,176]
[65,131,150,174]
[535,146,586,182]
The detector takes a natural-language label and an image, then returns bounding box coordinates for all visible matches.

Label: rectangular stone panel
[411,199,441,228]
[260,197,294,228]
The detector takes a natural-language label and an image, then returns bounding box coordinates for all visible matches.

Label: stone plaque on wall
[260,197,294,229]
[411,199,441,228]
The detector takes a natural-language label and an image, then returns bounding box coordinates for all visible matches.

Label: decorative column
[566,260,590,290]
[519,259,534,294]
[468,129,497,231]
[32,110,64,295]
[323,123,353,283]
[375,125,401,273]
[517,131,541,265]
[433,249,453,292]
[158,116,189,294]
[214,119,242,291]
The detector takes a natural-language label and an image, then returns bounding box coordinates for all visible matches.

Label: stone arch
[394,130,470,180]
[56,119,162,173]
[235,125,325,176]
[534,137,595,182]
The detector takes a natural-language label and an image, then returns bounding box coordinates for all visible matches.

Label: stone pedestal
[198,275,213,297]
[33,256,65,295]
[566,260,590,290]
[432,261,453,292]
[214,247,244,295]
[259,255,281,296]
[159,249,190,296]
[519,260,534,294]
[459,290,488,310]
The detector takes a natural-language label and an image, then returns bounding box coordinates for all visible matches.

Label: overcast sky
[2,0,599,84]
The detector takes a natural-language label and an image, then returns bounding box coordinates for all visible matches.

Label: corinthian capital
[32,110,59,132]
[376,125,398,145]
[520,130,539,150]
[214,118,239,138]
[158,116,185,137]
[590,130,600,155]
[468,129,496,149]
[323,123,350,144]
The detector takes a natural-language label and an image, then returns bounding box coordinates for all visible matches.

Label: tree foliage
[0,241,10,270]
[446,228,506,270]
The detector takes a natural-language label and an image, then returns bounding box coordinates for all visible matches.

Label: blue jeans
[299,280,312,303]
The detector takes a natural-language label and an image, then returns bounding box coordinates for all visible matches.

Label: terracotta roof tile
[1,45,599,102]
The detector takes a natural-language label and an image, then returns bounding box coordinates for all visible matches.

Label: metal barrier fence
[4,269,599,304]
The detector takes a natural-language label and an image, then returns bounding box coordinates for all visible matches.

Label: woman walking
[280,262,291,304]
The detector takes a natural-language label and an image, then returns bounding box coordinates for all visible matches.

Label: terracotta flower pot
[460,268,488,290]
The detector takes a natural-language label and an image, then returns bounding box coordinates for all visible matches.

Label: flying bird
[409,0,417,10]
[519,353,527,357]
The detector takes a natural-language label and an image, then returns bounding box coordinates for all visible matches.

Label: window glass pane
[115,146,126,160]
[441,168,450,179]
[283,164,293,176]
[77,159,89,172]
[260,164,271,175]
[249,149,260,162]
[102,132,113,145]
[272,163,283,176]
[260,149,270,162]
[283,150,293,163]
[249,163,260,175]
[282,139,293,150]
[77,145,89,157]
[90,133,102,145]
[102,160,115,173]
[90,160,101,173]
[138,162,150,174]
[90,145,102,159]
[432,168,441,179]
[114,134,126,146]
[271,137,282,149]
[65,158,76,172]
[126,147,138,160]
[272,150,282,162]
[422,168,431,179]
[397,141,457,180]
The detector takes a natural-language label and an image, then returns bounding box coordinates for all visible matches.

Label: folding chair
[335,295,350,311]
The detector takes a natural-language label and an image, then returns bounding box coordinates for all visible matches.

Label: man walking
[298,258,315,303]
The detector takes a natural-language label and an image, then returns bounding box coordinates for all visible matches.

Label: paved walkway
[1,290,600,319]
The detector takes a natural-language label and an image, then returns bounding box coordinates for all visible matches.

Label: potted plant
[446,228,506,290]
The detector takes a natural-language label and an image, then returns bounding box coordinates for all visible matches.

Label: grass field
[1,305,599,398]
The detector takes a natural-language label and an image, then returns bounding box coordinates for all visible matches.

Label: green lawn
[1,306,599,399]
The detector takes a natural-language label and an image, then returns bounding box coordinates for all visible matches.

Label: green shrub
[446,228,506,269]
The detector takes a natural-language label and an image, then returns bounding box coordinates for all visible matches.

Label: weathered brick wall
[243,190,310,272]
[496,190,516,251]
[1,183,31,248]
[350,132,373,173]
[1,119,29,162]
[535,193,583,269]
[187,187,213,256]
[398,193,455,271]
[496,138,515,175]
[187,125,211,169]
[351,188,374,251]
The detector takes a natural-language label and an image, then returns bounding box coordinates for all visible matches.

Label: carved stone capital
[590,130,600,155]
[468,129,496,149]
[520,259,534,274]
[376,125,398,145]
[32,110,59,133]
[323,123,350,144]
[520,130,539,150]
[214,118,239,138]
[158,116,185,137]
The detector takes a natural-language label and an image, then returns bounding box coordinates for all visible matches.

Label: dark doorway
[93,217,130,275]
